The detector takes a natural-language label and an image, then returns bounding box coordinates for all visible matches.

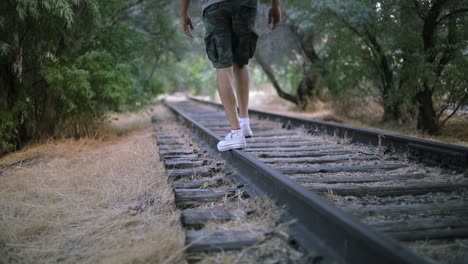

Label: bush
[0,0,176,153]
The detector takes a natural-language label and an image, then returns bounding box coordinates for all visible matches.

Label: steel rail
[164,98,427,264]
[188,96,468,171]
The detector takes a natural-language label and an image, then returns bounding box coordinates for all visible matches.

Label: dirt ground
[0,110,185,264]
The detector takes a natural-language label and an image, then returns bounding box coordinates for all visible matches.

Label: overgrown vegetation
[1,0,466,154]
[0,0,179,153]
[258,0,468,135]
[0,124,185,263]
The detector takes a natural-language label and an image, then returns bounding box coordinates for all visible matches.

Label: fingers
[184,25,192,38]
[182,16,193,38]
[268,14,275,30]
[270,17,279,30]
[268,8,281,30]
[271,18,277,30]
[188,18,194,30]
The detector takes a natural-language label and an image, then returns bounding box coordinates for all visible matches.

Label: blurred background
[1,0,467,153]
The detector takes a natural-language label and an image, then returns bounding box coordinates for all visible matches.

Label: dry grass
[51,107,155,141]
[0,113,185,263]
[103,108,155,137]
[407,239,468,264]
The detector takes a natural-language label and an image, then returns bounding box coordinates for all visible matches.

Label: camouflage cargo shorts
[203,1,258,69]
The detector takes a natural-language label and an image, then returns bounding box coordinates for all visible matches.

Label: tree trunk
[380,78,401,123]
[0,64,17,109]
[284,24,322,110]
[414,0,447,134]
[296,70,318,110]
[37,90,58,139]
[380,73,401,122]
[415,87,438,134]
[382,103,401,123]
[254,53,298,105]
[363,29,402,123]
[0,61,27,149]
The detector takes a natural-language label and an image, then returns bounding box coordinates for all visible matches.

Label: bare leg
[217,67,240,130]
[233,64,250,118]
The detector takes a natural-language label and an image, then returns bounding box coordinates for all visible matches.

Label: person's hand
[181,14,194,37]
[268,5,281,30]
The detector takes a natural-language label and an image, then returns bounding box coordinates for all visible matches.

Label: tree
[0,0,177,153]
[412,0,468,133]
[254,1,323,110]
[279,0,467,134]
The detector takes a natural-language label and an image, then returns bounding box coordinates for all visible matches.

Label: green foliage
[278,53,304,95]
[178,55,216,96]
[0,0,177,152]
[42,50,133,117]
[0,41,10,56]
[287,0,468,129]
[0,114,16,152]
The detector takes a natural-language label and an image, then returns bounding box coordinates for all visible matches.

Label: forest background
[1,0,467,154]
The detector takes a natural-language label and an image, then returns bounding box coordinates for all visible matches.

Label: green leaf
[0,41,10,56]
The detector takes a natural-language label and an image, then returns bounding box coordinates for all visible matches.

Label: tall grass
[0,113,185,263]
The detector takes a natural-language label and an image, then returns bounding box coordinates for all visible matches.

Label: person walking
[181,0,281,151]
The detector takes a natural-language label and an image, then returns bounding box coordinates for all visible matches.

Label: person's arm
[268,0,281,30]
[181,0,194,37]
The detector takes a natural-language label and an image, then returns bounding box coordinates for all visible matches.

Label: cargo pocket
[240,0,257,8]
[203,3,222,26]
[237,6,258,59]
[204,34,218,64]
[249,31,259,59]
[204,3,221,16]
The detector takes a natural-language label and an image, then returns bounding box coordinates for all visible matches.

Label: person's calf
[233,64,250,118]
[216,67,240,130]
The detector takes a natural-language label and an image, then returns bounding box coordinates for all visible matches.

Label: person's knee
[234,63,247,70]
[217,66,233,74]
[216,67,234,82]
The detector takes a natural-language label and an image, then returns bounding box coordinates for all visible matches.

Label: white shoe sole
[217,141,246,152]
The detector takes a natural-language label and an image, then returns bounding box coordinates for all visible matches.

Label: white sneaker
[217,132,246,151]
[239,121,253,138]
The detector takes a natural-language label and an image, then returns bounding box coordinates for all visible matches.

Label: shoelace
[228,132,239,139]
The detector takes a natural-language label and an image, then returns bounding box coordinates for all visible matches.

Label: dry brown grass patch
[0,127,185,263]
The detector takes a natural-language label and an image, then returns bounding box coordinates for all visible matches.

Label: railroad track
[154,96,468,263]
[152,105,313,263]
